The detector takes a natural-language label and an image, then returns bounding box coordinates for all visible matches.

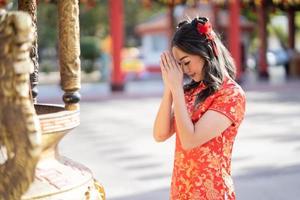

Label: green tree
[35,1,166,52]
[80,36,101,73]
[80,1,109,37]
[124,0,165,47]
[37,2,58,49]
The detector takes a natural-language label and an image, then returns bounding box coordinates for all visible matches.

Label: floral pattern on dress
[171,78,246,200]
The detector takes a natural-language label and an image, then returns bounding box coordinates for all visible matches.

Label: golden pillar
[229,0,241,81]
[58,0,81,111]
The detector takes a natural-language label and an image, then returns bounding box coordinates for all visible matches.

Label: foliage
[80,1,109,37]
[80,36,101,73]
[241,6,257,22]
[80,36,101,60]
[268,24,288,48]
[295,12,300,30]
[35,0,166,50]
[37,2,58,49]
[124,0,166,47]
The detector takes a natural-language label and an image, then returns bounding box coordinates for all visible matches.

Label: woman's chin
[185,73,202,82]
[192,77,202,82]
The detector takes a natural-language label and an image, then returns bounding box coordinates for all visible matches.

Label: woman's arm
[172,88,232,150]
[153,88,175,142]
[153,54,176,142]
[160,51,232,150]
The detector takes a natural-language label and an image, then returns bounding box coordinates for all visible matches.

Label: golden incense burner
[0,1,105,199]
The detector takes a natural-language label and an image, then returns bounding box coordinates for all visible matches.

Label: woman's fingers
[166,52,182,73]
[164,52,173,70]
[164,52,177,73]
[169,53,181,72]
[160,59,165,72]
[161,53,169,71]
[161,51,182,74]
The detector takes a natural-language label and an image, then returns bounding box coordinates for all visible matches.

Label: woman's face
[172,46,205,82]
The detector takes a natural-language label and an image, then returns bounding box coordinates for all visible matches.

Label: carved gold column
[18,0,39,103]
[0,10,41,200]
[58,0,81,111]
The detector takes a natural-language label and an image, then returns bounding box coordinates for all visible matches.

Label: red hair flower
[197,22,213,40]
[196,20,218,57]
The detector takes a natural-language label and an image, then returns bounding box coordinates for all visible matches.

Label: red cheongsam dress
[171,77,246,200]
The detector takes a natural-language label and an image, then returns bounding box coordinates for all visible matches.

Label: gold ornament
[0,10,41,200]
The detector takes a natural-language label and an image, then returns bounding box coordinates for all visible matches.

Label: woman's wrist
[171,87,185,103]
[162,87,173,103]
[163,87,172,95]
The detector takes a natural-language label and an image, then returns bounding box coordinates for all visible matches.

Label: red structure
[75,0,300,89]
[107,0,300,88]
[229,0,241,81]
[109,0,125,91]
[258,2,269,78]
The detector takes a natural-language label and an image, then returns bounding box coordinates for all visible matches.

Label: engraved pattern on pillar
[58,0,81,92]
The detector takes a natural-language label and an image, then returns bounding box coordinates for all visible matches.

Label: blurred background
[8,0,300,199]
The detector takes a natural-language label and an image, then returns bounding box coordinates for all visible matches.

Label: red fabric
[171,78,246,200]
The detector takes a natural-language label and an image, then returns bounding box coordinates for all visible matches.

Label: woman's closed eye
[178,61,191,66]
[183,61,190,66]
[177,61,190,66]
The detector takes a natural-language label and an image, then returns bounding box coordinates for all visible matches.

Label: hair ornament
[192,17,219,58]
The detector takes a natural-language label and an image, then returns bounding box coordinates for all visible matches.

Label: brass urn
[0,1,105,199]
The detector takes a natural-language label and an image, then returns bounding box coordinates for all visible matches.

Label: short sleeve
[208,85,246,125]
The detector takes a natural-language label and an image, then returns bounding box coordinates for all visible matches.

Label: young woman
[153,17,246,200]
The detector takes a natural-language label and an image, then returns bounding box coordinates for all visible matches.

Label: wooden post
[109,0,125,91]
[168,0,176,48]
[18,0,39,102]
[58,0,81,110]
[258,2,269,78]
[168,4,175,48]
[286,8,296,77]
[229,0,242,81]
[288,8,295,49]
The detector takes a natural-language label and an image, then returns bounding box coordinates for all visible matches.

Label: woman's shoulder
[216,77,245,99]
[205,77,246,125]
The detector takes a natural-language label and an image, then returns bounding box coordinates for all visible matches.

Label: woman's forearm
[153,89,174,142]
[172,88,195,149]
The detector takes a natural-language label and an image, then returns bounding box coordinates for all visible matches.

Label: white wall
[141,33,168,68]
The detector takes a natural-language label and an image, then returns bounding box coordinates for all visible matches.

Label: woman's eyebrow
[179,56,188,61]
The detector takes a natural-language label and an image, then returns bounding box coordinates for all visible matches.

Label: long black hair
[172,17,236,104]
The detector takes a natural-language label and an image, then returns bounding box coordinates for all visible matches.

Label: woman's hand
[160,51,183,93]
